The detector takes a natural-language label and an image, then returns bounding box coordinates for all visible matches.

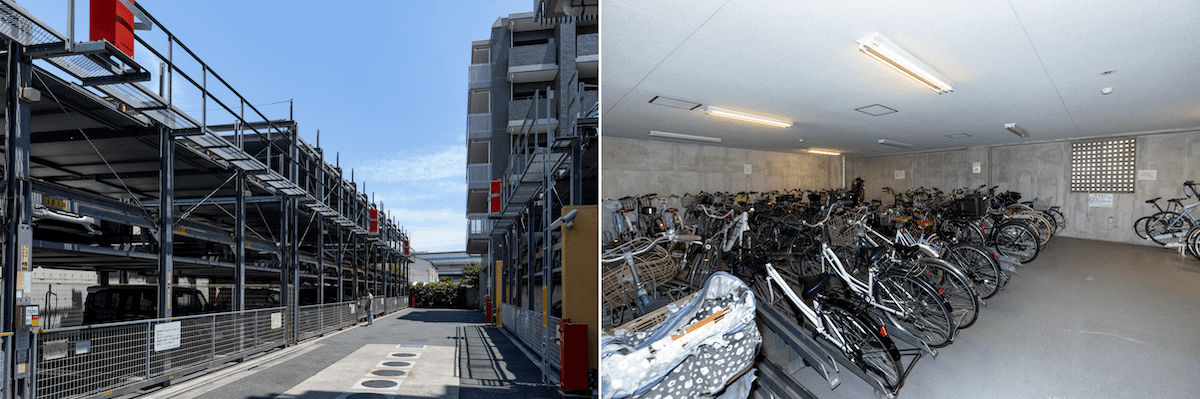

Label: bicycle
[1143,181,1200,246]
[769,202,956,348]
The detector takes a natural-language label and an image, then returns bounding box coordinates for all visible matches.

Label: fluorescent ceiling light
[648,130,722,143]
[878,139,913,148]
[704,106,793,128]
[1004,123,1031,138]
[857,32,954,94]
[807,149,841,156]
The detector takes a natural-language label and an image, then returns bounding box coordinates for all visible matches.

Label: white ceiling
[601,0,1200,156]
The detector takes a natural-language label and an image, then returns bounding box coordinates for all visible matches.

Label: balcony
[508,43,558,83]
[508,98,559,133]
[467,163,491,189]
[469,64,491,90]
[466,213,492,255]
[468,113,492,140]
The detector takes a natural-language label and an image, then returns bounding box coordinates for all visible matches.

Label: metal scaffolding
[1,1,411,398]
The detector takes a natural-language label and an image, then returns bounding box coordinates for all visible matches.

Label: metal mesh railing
[502,303,561,370]
[35,308,287,399]
[36,322,149,399]
[0,1,63,46]
[31,297,409,399]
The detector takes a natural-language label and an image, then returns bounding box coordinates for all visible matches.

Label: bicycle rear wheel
[945,244,1002,299]
[1044,208,1066,231]
[822,302,902,391]
[916,258,981,330]
[874,274,955,348]
[992,221,1041,264]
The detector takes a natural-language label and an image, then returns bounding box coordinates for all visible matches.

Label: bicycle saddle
[1145,197,1161,204]
[890,216,914,224]
[1167,198,1187,204]
[914,220,934,229]
[795,273,831,299]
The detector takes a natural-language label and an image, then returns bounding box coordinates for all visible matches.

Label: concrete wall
[602,137,843,199]
[847,130,1200,246]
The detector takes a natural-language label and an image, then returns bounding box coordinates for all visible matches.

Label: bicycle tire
[821,300,903,391]
[1043,208,1066,232]
[945,244,1002,299]
[1014,213,1053,246]
[992,221,1041,264]
[916,258,981,330]
[1146,211,1194,246]
[943,219,985,245]
[1133,215,1154,240]
[874,273,955,348]
[1187,226,1200,261]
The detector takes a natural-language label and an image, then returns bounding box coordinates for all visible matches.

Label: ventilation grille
[1071,138,1135,193]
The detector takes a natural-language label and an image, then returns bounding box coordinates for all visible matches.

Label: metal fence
[502,303,561,370]
[32,296,408,399]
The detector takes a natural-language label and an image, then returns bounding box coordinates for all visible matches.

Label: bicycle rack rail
[754,353,820,399]
[756,303,840,391]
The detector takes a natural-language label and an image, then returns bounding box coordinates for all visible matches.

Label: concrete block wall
[602,137,843,199]
[847,129,1200,246]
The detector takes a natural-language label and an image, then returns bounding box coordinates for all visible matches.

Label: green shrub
[410,281,467,308]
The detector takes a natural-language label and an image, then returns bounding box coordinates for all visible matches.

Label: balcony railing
[509,43,557,68]
[469,64,491,89]
[468,214,492,237]
[468,113,492,139]
[466,163,491,185]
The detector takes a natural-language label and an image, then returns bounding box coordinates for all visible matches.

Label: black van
[211,287,281,311]
[83,285,209,324]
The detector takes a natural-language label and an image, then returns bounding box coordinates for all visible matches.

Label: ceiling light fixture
[807,149,841,156]
[857,32,954,94]
[704,106,793,128]
[648,130,722,143]
[1004,123,1031,138]
[878,139,913,148]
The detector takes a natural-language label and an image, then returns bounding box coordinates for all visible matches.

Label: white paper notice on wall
[154,321,181,351]
[894,170,905,179]
[972,162,981,174]
[1088,193,1114,208]
[1137,170,1157,180]
[271,312,282,329]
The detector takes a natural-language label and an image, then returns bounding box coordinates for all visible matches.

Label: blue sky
[21,0,531,252]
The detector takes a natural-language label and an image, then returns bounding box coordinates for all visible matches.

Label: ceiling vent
[648,96,701,110]
[855,104,898,116]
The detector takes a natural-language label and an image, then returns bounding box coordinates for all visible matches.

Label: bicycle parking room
[598,1,1200,398]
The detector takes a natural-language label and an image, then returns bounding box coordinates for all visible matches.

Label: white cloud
[357,145,465,183]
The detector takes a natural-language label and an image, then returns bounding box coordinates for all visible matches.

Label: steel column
[4,41,35,399]
[157,125,175,319]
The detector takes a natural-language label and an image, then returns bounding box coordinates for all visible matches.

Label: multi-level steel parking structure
[1,2,410,398]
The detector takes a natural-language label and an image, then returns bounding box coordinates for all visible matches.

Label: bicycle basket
[948,195,986,218]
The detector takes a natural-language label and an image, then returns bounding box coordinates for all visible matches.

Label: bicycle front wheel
[1187,226,1200,261]
[1146,211,1194,246]
[992,221,1041,263]
[874,274,955,348]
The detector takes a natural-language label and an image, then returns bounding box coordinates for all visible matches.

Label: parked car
[83,285,209,324]
[211,287,280,311]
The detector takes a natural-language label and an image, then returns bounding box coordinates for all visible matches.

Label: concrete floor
[782,236,1200,398]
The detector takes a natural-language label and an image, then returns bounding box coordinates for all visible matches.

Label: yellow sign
[175,226,188,235]
[43,197,67,210]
